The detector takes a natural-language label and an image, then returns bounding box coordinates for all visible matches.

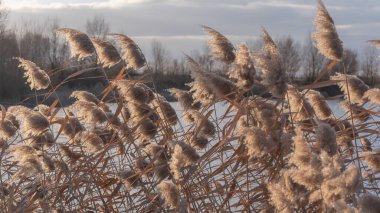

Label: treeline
[0,6,379,104]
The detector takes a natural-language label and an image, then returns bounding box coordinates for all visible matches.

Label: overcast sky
[2,0,380,58]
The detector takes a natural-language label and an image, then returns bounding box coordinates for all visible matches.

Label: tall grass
[0,0,380,212]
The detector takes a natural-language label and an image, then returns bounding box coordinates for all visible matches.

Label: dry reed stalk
[4,4,380,211]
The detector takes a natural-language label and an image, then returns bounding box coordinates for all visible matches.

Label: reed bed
[0,0,380,212]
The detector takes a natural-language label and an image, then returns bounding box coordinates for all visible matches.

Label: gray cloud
[5,0,380,57]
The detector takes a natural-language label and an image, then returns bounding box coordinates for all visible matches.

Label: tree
[361,45,379,86]
[85,14,110,39]
[151,40,169,76]
[302,36,327,83]
[277,36,301,81]
[48,18,69,70]
[18,21,51,68]
[0,0,8,34]
[331,48,358,75]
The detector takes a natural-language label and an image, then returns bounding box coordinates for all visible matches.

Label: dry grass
[1,0,380,212]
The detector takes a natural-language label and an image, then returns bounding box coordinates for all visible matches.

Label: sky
[2,0,380,58]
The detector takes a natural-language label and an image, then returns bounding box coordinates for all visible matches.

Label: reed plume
[202,25,235,64]
[34,104,51,117]
[114,80,154,104]
[15,57,51,90]
[316,122,337,156]
[71,91,100,104]
[168,88,201,111]
[0,119,17,141]
[312,0,343,61]
[254,28,287,98]
[56,28,95,60]
[364,149,380,173]
[71,101,108,124]
[111,34,146,69]
[153,96,178,125]
[364,88,380,105]
[55,116,84,138]
[91,38,121,68]
[158,180,180,209]
[228,43,255,90]
[305,90,332,120]
[287,85,315,122]
[190,62,237,101]
[74,131,103,153]
[331,73,369,104]
[358,193,380,213]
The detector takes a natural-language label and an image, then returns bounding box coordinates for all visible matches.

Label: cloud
[3,0,152,10]
[4,0,380,57]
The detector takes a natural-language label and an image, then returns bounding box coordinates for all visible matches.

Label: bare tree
[0,0,8,34]
[151,40,169,76]
[303,36,327,83]
[362,45,379,86]
[277,36,301,81]
[85,14,110,39]
[17,21,51,67]
[48,18,69,69]
[191,44,215,72]
[331,48,359,75]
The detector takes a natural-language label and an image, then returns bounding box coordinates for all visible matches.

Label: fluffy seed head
[358,193,380,213]
[228,43,255,90]
[18,112,50,136]
[364,149,380,173]
[312,0,343,61]
[71,101,108,124]
[0,119,17,141]
[114,80,154,103]
[254,28,287,98]
[55,116,84,138]
[190,65,237,102]
[158,180,180,209]
[187,135,209,150]
[340,100,370,122]
[316,122,337,156]
[305,90,332,120]
[242,127,274,158]
[91,38,121,68]
[290,128,311,167]
[331,73,369,104]
[15,57,51,90]
[59,145,81,162]
[34,104,51,117]
[111,34,146,69]
[153,97,178,125]
[71,91,100,104]
[118,170,141,189]
[137,119,158,141]
[168,88,201,111]
[202,25,235,64]
[364,88,380,105]
[287,85,315,122]
[56,28,95,60]
[74,131,103,153]
[361,138,372,152]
